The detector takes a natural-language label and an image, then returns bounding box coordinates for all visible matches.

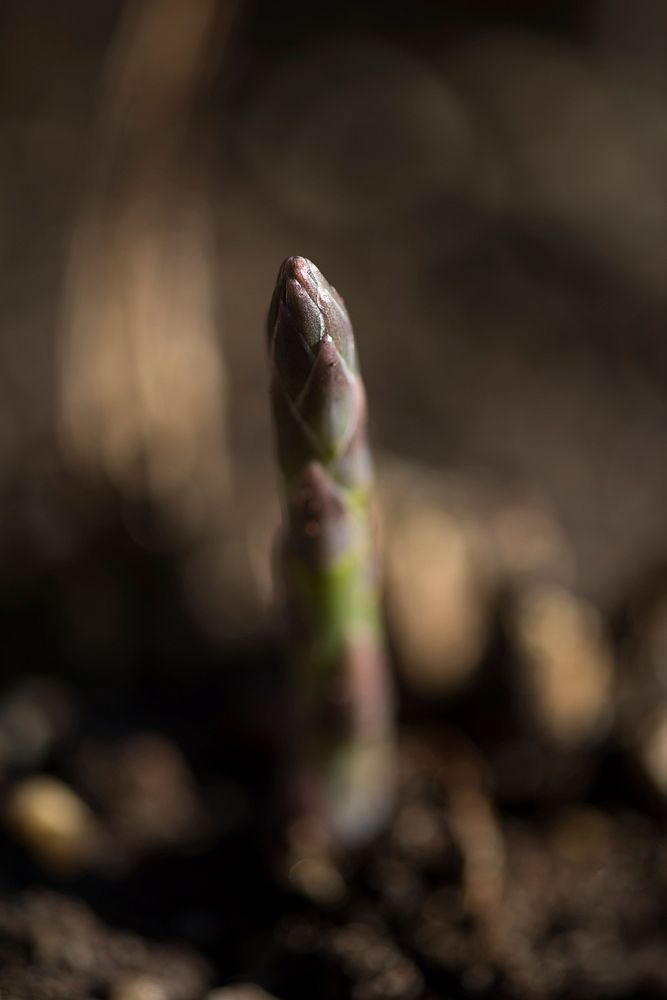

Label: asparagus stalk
[267,256,394,847]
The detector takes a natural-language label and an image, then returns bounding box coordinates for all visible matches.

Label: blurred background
[0,2,666,999]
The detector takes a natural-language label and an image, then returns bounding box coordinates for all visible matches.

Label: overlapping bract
[268,256,370,491]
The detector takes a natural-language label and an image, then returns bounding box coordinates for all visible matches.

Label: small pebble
[111,976,168,1000]
[4,775,99,873]
[77,732,208,853]
[638,707,667,797]
[0,677,76,772]
[380,461,493,694]
[510,584,614,747]
[287,855,347,906]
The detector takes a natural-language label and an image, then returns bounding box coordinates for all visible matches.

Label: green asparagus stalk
[267,256,395,847]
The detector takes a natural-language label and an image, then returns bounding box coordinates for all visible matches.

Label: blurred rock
[0,676,77,773]
[637,707,667,798]
[112,976,169,1000]
[4,775,99,873]
[509,585,614,748]
[379,459,495,695]
[483,490,575,588]
[286,852,347,907]
[76,732,208,856]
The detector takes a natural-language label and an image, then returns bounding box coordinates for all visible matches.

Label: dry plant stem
[268,256,395,848]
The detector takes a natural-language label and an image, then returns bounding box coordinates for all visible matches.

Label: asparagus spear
[267,256,394,847]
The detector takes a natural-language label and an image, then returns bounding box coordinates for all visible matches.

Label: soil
[1,596,666,1000]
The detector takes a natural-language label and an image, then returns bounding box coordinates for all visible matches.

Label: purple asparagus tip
[269,256,356,370]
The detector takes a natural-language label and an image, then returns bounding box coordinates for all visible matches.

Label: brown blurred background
[1,0,665,663]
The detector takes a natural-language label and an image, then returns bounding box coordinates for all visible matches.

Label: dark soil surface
[1,644,666,1000]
